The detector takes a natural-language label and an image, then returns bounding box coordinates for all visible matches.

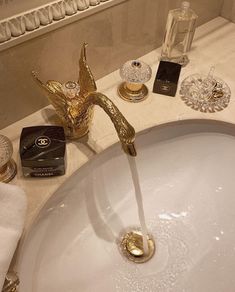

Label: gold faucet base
[118,82,149,103]
[0,159,17,183]
[120,230,155,263]
[33,43,136,156]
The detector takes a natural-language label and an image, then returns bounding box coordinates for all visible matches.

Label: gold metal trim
[3,272,19,292]
[32,43,136,156]
[118,82,149,103]
[120,230,155,263]
[126,82,143,92]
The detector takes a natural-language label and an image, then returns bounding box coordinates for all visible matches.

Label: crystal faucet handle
[0,135,17,183]
[118,60,152,103]
[120,60,152,84]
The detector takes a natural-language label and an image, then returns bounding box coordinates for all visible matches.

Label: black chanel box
[153,61,182,97]
[20,126,66,177]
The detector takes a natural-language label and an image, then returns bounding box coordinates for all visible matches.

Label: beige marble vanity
[1,16,235,232]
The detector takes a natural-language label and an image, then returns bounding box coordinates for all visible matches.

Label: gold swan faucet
[32,43,136,156]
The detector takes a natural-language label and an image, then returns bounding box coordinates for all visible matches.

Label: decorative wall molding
[0,0,126,52]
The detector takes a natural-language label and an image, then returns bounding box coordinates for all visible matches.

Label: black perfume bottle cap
[20,126,66,177]
[153,61,182,97]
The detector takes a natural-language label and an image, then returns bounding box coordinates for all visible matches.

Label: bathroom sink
[17,120,235,292]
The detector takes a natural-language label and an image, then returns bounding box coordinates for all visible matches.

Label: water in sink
[17,120,235,292]
[127,155,149,254]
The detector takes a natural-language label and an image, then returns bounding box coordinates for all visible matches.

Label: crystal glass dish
[180,74,231,113]
[0,134,17,183]
[120,60,152,84]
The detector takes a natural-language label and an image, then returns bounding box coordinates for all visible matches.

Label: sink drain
[119,230,155,263]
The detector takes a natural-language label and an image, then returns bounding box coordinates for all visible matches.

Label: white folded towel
[0,182,27,291]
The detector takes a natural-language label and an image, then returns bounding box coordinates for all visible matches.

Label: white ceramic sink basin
[17,120,235,292]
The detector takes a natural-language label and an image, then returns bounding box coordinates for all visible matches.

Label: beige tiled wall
[0,0,223,129]
[221,0,235,22]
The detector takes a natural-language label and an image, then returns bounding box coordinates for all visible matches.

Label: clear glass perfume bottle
[161,1,198,66]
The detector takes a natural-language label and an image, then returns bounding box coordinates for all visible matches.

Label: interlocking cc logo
[160,84,170,92]
[35,136,51,148]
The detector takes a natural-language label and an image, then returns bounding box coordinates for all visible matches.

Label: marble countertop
[1,16,235,232]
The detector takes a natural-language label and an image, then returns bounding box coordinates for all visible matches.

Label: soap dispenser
[160,1,198,66]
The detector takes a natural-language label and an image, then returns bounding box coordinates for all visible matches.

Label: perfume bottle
[161,1,198,66]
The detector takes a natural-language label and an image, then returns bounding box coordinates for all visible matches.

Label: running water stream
[127,155,149,254]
